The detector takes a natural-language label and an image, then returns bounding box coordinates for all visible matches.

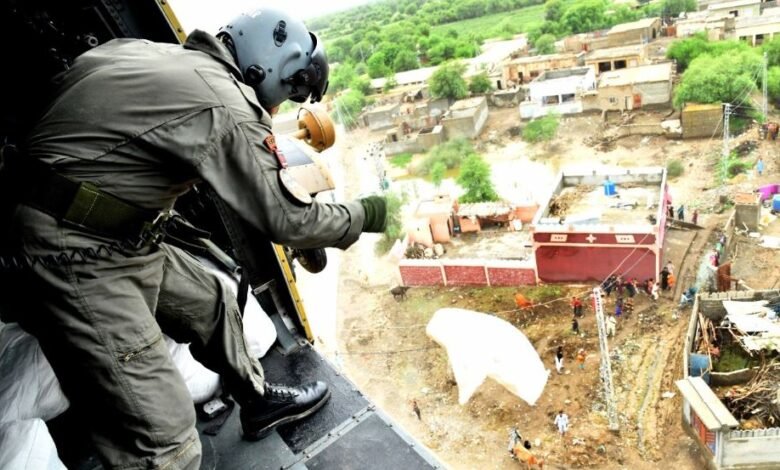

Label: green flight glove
[359,195,387,233]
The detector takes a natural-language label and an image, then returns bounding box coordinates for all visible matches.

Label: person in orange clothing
[668,272,676,291]
[576,349,587,370]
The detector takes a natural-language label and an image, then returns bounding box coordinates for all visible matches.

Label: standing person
[570,297,582,317]
[665,261,674,275]
[652,282,660,301]
[615,274,624,297]
[757,156,765,177]
[692,208,699,225]
[668,272,676,291]
[508,427,522,457]
[668,204,674,219]
[645,278,654,295]
[412,399,422,420]
[627,278,638,297]
[606,314,617,337]
[572,317,580,335]
[554,410,569,436]
[677,204,685,221]
[576,349,587,370]
[624,297,634,317]
[0,8,387,469]
[660,267,670,290]
[555,346,565,374]
[615,299,623,318]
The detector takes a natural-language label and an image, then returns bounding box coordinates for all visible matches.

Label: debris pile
[549,186,595,217]
[405,243,446,259]
[722,363,780,428]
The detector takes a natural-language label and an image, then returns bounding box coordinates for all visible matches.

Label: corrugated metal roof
[676,377,739,430]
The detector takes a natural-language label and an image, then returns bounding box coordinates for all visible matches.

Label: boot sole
[242,389,332,442]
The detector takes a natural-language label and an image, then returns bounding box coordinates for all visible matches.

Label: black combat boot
[240,381,330,441]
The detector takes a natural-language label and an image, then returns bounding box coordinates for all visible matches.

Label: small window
[543,95,560,105]
[608,97,619,105]
[561,93,576,103]
[756,34,765,45]
[614,60,627,70]
[598,61,612,73]
[729,9,738,17]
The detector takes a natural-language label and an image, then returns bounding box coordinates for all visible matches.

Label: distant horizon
[168,0,376,34]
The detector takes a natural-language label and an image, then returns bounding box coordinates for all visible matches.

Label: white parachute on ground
[426,308,549,406]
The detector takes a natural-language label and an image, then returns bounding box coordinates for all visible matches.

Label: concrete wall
[490,88,524,107]
[636,80,672,106]
[441,99,489,139]
[735,202,761,231]
[399,258,537,287]
[721,428,780,468]
[417,126,444,150]
[366,107,399,130]
[682,105,723,139]
[520,100,583,119]
[561,168,665,186]
[697,289,780,320]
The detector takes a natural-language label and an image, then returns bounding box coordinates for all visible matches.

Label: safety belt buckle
[134,209,173,249]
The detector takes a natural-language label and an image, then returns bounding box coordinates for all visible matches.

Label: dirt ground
[316,105,778,469]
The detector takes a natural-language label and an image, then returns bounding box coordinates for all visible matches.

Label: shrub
[522,114,559,143]
[390,153,413,168]
[376,191,406,255]
[666,159,684,178]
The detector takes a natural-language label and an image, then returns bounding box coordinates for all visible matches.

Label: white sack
[0,419,67,470]
[165,338,221,404]
[197,257,277,358]
[426,308,549,406]
[0,323,69,424]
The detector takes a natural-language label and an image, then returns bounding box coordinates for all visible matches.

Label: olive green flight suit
[8,31,365,469]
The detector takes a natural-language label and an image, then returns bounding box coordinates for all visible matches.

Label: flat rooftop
[449,96,486,111]
[546,184,660,225]
[585,44,644,61]
[608,17,660,34]
[534,167,666,229]
[598,62,673,87]
[507,52,577,65]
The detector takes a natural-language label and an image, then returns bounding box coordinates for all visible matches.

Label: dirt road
[313,109,769,468]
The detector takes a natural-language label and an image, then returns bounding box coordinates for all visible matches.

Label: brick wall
[399,259,537,287]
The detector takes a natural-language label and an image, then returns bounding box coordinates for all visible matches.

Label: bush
[522,114,559,143]
[376,191,406,255]
[390,153,413,168]
[457,154,499,203]
[415,139,475,176]
[524,285,563,302]
[666,159,684,178]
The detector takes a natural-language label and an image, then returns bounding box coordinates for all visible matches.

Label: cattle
[390,285,410,301]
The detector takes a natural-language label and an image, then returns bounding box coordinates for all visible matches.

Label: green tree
[766,66,780,104]
[457,154,499,203]
[383,75,398,92]
[522,114,560,142]
[660,0,696,17]
[469,71,493,94]
[333,90,366,128]
[376,191,406,255]
[667,35,750,71]
[561,0,608,34]
[430,161,446,187]
[674,50,762,107]
[367,51,391,78]
[429,61,468,100]
[350,75,372,95]
[763,36,780,67]
[534,33,556,55]
[545,0,564,22]
[329,63,356,94]
[392,49,419,72]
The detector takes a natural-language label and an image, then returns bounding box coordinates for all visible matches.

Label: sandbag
[426,308,549,406]
[0,419,67,470]
[0,323,69,424]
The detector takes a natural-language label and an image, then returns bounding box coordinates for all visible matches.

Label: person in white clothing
[555,346,564,374]
[651,282,660,301]
[606,314,617,337]
[554,410,569,436]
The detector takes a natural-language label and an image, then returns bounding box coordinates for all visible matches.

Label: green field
[431,4,546,38]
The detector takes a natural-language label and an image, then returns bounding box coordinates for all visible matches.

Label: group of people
[508,427,544,468]
[667,203,699,225]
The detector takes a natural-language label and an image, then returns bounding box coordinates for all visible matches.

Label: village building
[440,96,489,139]
[362,102,400,130]
[519,67,596,119]
[734,12,780,45]
[605,17,662,47]
[583,62,674,112]
[561,32,611,54]
[707,0,761,18]
[678,289,780,469]
[530,167,669,283]
[584,44,647,76]
[676,10,736,39]
[501,52,580,86]
[681,103,723,139]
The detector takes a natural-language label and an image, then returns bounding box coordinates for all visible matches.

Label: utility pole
[763,52,768,119]
[723,103,731,181]
[592,287,619,432]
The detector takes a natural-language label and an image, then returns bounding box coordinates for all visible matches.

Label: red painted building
[531,168,669,283]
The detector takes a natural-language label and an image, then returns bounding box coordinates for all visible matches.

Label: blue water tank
[603,180,616,196]
[773,194,780,212]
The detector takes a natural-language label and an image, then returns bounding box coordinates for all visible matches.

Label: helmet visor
[283,33,329,103]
